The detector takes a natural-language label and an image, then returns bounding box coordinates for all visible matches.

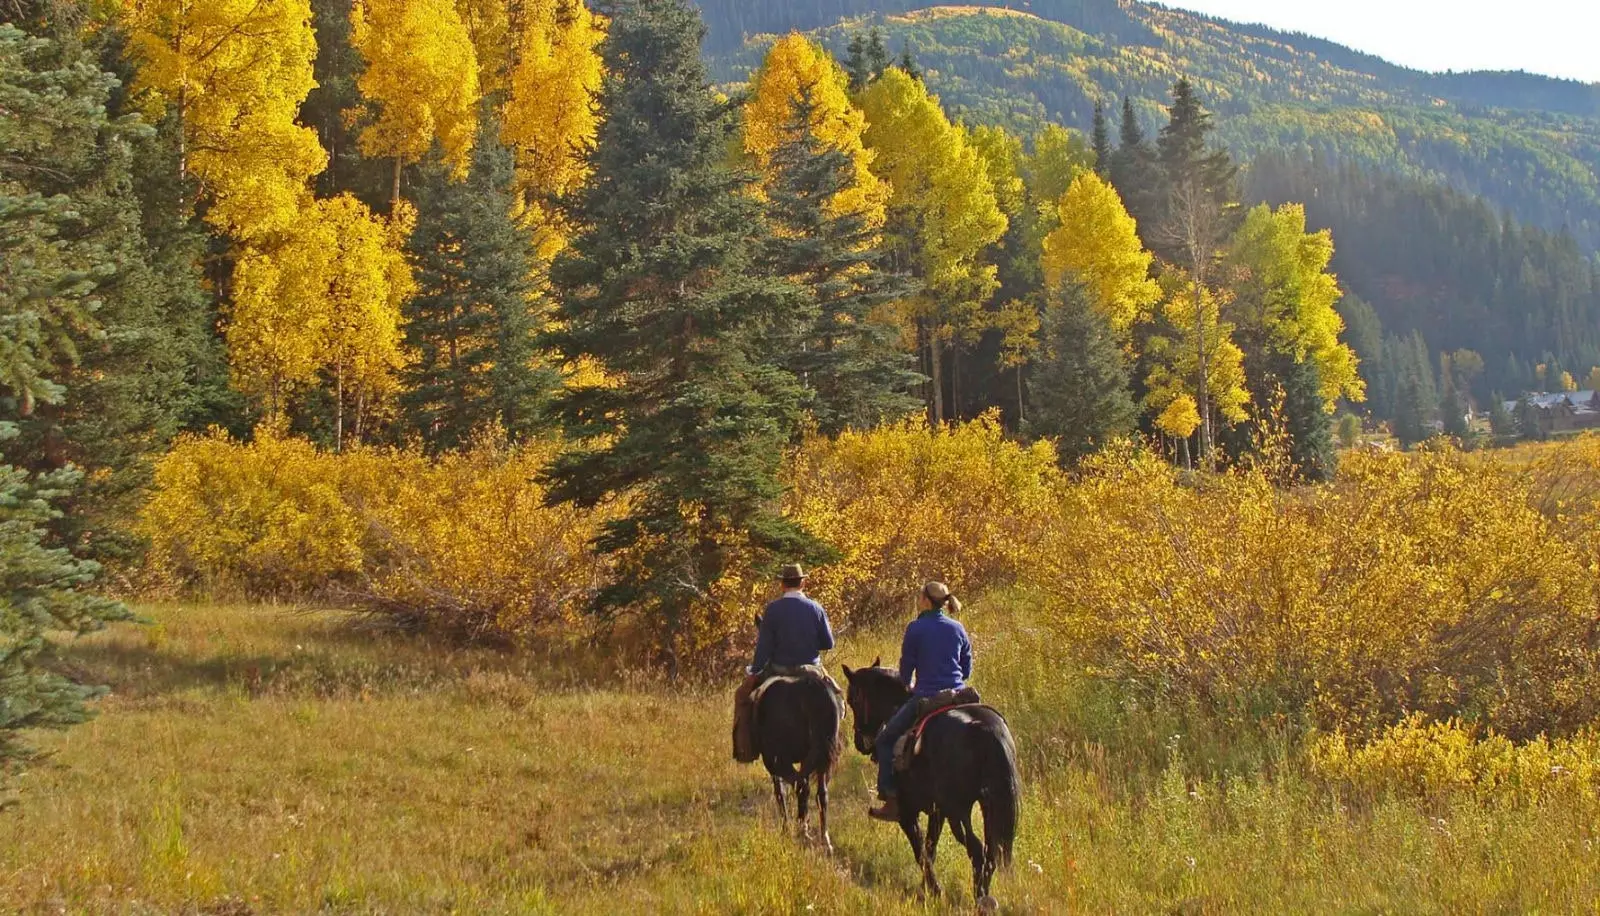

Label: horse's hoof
[978,894,999,913]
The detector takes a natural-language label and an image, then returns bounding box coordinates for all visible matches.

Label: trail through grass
[4,604,1598,913]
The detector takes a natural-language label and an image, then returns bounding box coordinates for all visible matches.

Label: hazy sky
[1165,0,1600,84]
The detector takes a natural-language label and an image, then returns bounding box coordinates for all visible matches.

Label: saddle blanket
[750,664,844,707]
[893,686,984,772]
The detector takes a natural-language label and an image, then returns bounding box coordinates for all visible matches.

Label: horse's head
[841,658,911,756]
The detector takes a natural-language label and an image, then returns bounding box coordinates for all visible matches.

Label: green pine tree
[844,32,870,92]
[865,27,890,81]
[545,0,823,674]
[402,117,555,451]
[897,46,921,83]
[1440,384,1469,439]
[1279,353,1336,480]
[1027,285,1136,465]
[1488,392,1516,440]
[1090,99,1112,178]
[763,92,921,435]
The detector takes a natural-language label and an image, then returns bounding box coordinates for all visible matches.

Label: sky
[1165,0,1600,84]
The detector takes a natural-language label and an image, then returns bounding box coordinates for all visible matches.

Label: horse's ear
[841,664,855,681]
[753,614,761,630]
[871,655,881,669]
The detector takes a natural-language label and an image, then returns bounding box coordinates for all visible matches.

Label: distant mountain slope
[699,3,1600,250]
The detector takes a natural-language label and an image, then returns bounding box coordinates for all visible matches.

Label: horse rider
[732,563,837,763]
[867,581,972,822]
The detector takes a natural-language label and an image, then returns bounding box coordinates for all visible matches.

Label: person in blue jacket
[868,580,971,822]
[732,563,836,763]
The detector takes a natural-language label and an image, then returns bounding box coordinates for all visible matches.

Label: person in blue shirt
[733,563,836,763]
[868,580,972,822]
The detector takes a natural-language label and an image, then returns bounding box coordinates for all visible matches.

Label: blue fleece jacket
[898,609,973,697]
[750,593,835,673]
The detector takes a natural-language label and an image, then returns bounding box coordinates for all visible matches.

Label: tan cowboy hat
[778,563,808,581]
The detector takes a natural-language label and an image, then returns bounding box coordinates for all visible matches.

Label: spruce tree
[544,0,821,673]
[1440,385,1469,439]
[763,93,920,434]
[1109,97,1156,227]
[865,27,890,80]
[845,32,870,92]
[897,46,921,83]
[402,117,554,451]
[1280,353,1335,480]
[1028,285,1136,464]
[1090,99,1112,177]
[1488,393,1516,439]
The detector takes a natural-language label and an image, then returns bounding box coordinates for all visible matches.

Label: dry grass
[3,602,1599,914]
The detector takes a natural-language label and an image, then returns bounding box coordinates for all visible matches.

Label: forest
[7,0,1600,910]
[703,3,1600,253]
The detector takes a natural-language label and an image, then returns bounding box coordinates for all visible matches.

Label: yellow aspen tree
[501,0,605,258]
[1143,277,1249,462]
[743,33,888,231]
[121,0,325,240]
[453,0,512,91]
[1041,172,1160,337]
[967,124,1027,220]
[1228,203,1364,409]
[350,0,482,209]
[228,194,414,443]
[860,68,1006,422]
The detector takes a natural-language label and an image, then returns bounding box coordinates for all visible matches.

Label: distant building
[1503,391,1600,437]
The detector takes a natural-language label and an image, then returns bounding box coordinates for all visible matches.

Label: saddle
[751,664,844,708]
[893,686,983,772]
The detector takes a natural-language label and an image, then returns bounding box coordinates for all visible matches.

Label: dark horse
[754,671,844,852]
[842,661,1018,904]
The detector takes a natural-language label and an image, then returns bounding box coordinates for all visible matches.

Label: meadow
[7,598,1599,914]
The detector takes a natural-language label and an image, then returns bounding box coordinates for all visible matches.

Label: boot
[732,679,760,763]
[867,796,900,822]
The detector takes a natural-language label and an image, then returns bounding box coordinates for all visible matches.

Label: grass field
[5,602,1600,914]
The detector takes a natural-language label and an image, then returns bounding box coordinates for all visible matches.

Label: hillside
[700,2,1600,251]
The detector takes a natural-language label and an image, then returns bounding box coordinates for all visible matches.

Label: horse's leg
[795,776,812,841]
[898,815,926,896]
[771,776,787,822]
[921,808,946,899]
[954,804,991,903]
[816,772,833,855]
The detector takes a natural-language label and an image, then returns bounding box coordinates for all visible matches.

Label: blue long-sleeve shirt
[750,593,835,673]
[899,609,973,697]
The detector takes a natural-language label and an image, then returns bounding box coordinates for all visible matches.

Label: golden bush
[1043,444,1600,737]
[141,427,614,642]
[1309,715,1600,805]
[784,413,1062,633]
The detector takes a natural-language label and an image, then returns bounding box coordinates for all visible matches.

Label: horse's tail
[978,718,1020,870]
[805,684,844,777]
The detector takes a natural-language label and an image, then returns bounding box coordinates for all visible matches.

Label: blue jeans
[875,700,919,798]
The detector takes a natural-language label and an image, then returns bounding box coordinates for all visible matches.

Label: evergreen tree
[1393,333,1438,447]
[544,0,821,673]
[1279,353,1335,481]
[1440,385,1469,439]
[865,27,889,80]
[1028,285,1136,464]
[763,94,920,434]
[402,117,554,451]
[845,31,870,92]
[1090,99,1112,178]
[1488,392,1516,439]
[897,46,921,83]
[1109,96,1158,231]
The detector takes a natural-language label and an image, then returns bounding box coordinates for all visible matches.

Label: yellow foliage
[1143,278,1250,431]
[121,0,326,240]
[784,414,1060,632]
[1309,716,1600,806]
[1041,172,1160,336]
[452,0,512,91]
[501,0,605,258]
[141,428,617,639]
[743,34,889,233]
[227,195,414,409]
[351,0,481,177]
[1228,203,1364,408]
[1044,445,1600,737]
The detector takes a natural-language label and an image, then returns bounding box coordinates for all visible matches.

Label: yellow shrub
[141,428,615,642]
[1044,444,1600,737]
[784,414,1062,633]
[1309,716,1600,805]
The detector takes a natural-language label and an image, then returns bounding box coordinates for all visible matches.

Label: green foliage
[1336,412,1362,449]
[1027,285,1135,464]
[762,93,921,434]
[545,0,821,672]
[707,3,1600,252]
[402,117,556,451]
